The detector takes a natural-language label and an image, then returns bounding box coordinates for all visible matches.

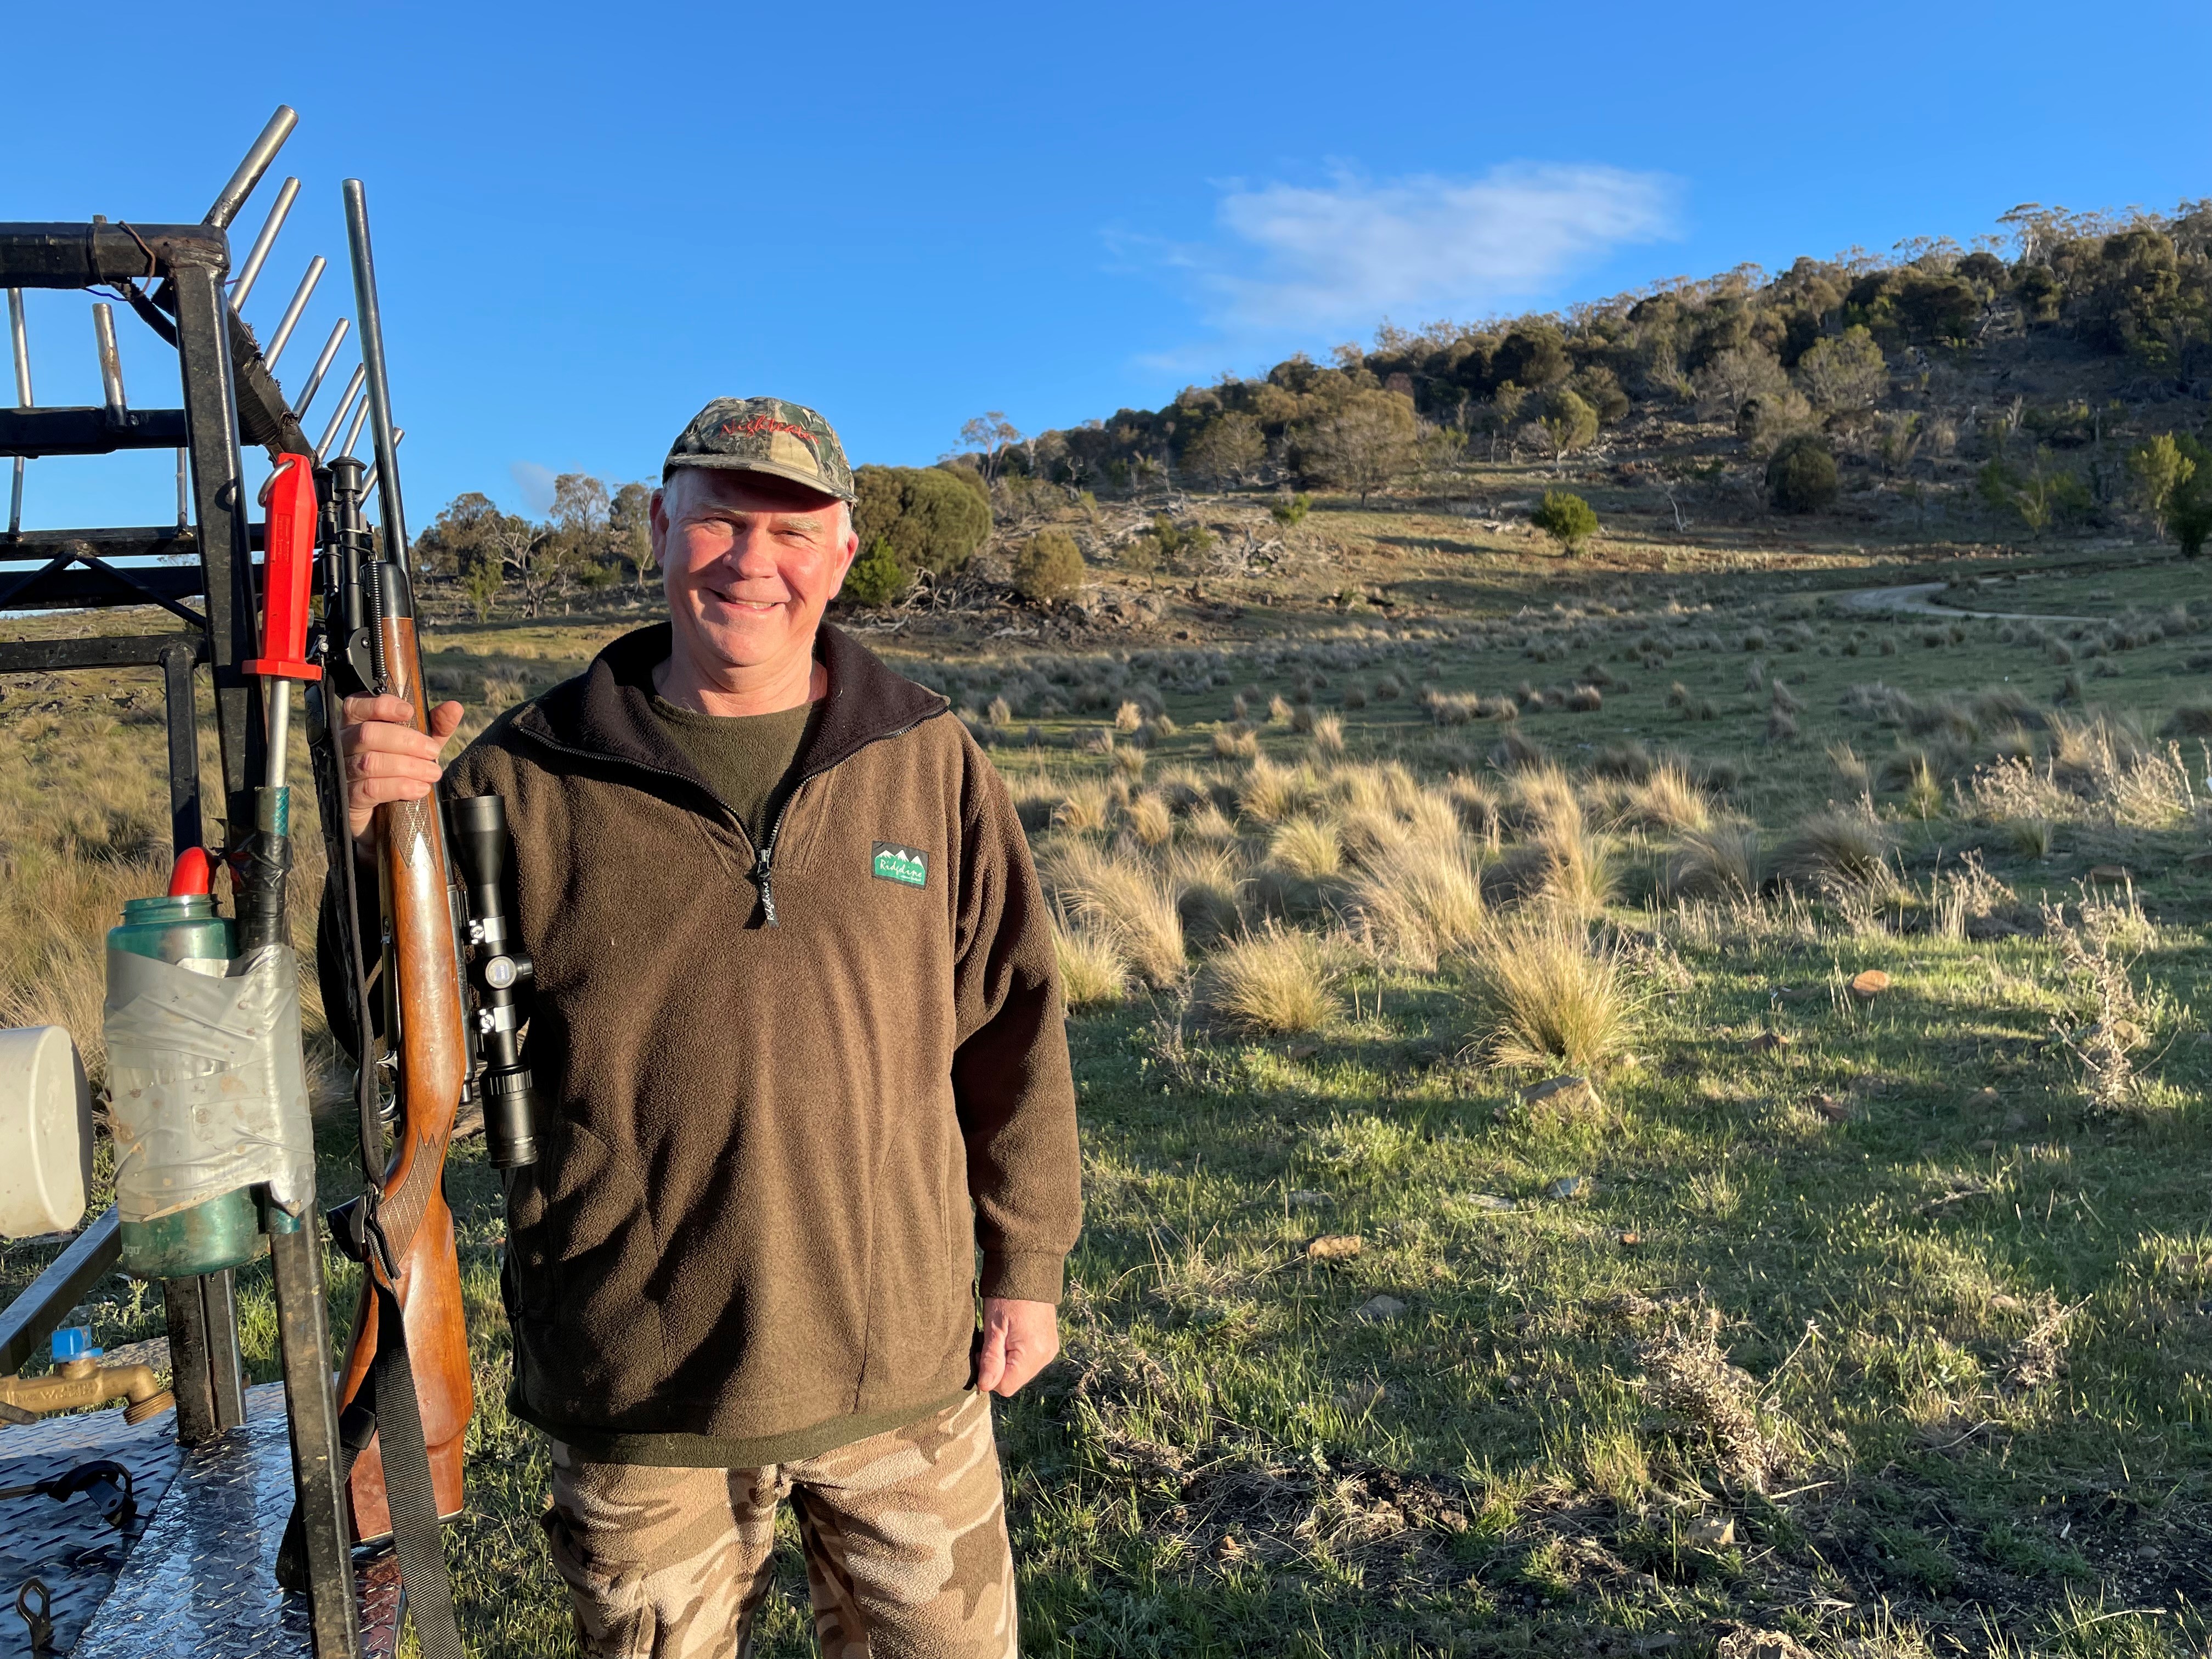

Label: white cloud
[1196,163,1680,332]
[509,460,557,514]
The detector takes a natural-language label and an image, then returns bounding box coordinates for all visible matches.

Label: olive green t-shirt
[648,694,822,851]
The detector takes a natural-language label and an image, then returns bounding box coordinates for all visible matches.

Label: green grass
[4,518,2212,1656]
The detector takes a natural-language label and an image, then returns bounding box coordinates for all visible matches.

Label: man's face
[653,469,857,678]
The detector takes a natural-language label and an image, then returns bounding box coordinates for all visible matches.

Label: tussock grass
[1267,816,1343,881]
[1202,924,1341,1035]
[1045,841,1185,987]
[1348,836,1486,969]
[1666,823,1764,901]
[1237,758,1304,824]
[1463,906,1637,1073]
[1615,764,1711,833]
[1774,808,1893,889]
[1052,916,1128,1009]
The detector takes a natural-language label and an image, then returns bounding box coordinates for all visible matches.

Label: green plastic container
[109,894,265,1278]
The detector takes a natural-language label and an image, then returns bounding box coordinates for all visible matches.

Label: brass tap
[0,1358,175,1425]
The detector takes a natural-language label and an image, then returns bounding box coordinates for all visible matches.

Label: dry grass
[1773,808,1893,890]
[1203,924,1341,1035]
[1267,816,1343,881]
[1666,824,1763,902]
[1052,916,1128,1009]
[1045,842,1186,988]
[1614,763,1711,833]
[1347,836,1487,970]
[1125,791,1173,848]
[1463,906,1637,1073]
[1237,758,1304,825]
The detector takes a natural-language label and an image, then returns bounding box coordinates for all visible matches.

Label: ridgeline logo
[871,842,927,889]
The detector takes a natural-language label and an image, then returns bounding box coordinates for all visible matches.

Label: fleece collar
[513,621,949,802]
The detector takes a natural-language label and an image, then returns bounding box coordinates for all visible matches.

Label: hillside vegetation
[3,203,2212,1658]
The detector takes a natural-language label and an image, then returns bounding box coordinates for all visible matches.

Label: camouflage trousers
[543,1391,1017,1659]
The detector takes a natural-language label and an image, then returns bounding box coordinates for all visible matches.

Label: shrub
[852,464,991,576]
[1205,925,1341,1035]
[1464,907,1637,1073]
[1767,436,1839,514]
[1271,492,1312,526]
[839,537,908,608]
[1013,529,1086,603]
[1531,490,1599,554]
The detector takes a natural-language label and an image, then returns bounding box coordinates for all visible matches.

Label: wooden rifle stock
[339,586,473,1539]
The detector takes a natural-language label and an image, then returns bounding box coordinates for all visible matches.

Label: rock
[2185,850,2212,870]
[1967,1087,2001,1108]
[2087,864,2130,882]
[1746,1031,1792,1053]
[1848,969,1892,999]
[1286,1042,1321,1061]
[1685,1513,1736,1547]
[1520,1074,1600,1115]
[1355,1295,1406,1323]
[1973,1138,1998,1153]
[1544,1175,1590,1201]
[1619,1231,1643,1248]
[2004,1111,2028,1131]
[1286,1190,1331,1209]
[1468,1193,1516,1211]
[1718,1633,1816,1659]
[1306,1234,1362,1262]
[1814,1094,1854,1122]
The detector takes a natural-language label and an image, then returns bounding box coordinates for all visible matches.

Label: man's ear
[833,532,859,584]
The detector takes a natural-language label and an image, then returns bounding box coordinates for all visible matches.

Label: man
[339,397,1081,1658]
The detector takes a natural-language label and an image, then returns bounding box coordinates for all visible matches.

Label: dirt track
[1834,581,2096,624]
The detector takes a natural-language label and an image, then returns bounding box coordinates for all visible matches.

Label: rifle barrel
[205,106,298,232]
[230,176,299,314]
[342,181,410,573]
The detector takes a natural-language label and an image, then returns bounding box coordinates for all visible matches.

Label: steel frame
[1,212,364,1657]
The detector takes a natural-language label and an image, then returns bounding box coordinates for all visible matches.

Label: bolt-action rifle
[289,180,538,1656]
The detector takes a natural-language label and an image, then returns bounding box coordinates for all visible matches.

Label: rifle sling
[278,1250,464,1659]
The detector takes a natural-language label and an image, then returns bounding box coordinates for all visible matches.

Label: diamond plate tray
[1,1384,400,1658]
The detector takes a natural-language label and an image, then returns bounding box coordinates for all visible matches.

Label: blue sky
[4,1,2207,533]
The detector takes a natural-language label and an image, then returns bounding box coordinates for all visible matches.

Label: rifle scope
[447,793,539,1169]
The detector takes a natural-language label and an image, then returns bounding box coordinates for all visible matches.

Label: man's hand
[342,695,465,839]
[974,1297,1059,1398]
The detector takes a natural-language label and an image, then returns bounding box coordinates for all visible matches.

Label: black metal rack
[2,109,377,1659]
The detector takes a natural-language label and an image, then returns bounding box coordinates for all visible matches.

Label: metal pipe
[290,317,349,419]
[7,288,28,405]
[359,427,403,498]
[175,450,189,531]
[314,366,365,461]
[93,302,127,420]
[342,180,411,572]
[229,175,298,314]
[264,255,325,369]
[338,396,371,460]
[8,288,28,536]
[204,106,298,232]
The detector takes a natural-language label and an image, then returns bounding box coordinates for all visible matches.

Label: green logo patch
[872,842,928,888]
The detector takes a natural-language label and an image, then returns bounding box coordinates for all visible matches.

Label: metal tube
[229,175,298,314]
[9,289,29,535]
[175,450,189,530]
[264,254,325,368]
[338,393,371,460]
[359,427,403,498]
[314,366,365,460]
[290,317,349,419]
[204,105,298,231]
[93,302,127,419]
[7,287,29,404]
[342,180,411,572]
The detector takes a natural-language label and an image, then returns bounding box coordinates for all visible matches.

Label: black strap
[278,1236,464,1659]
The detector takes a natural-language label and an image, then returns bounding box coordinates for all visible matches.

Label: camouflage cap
[662,396,856,503]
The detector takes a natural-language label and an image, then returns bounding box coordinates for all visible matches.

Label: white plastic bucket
[0,1025,92,1238]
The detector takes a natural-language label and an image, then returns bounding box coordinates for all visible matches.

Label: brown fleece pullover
[415,623,1080,1464]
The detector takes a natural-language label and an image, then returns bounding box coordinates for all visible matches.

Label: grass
[7,509,2212,1656]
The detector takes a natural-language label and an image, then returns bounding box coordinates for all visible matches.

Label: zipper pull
[754,846,778,928]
